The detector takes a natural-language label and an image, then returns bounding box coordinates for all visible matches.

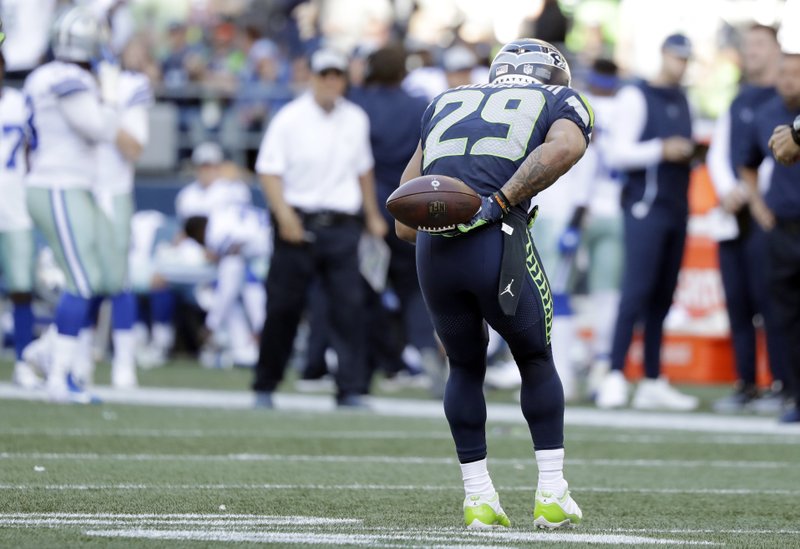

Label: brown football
[386,175,481,232]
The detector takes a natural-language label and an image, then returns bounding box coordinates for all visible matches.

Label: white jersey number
[423,88,546,169]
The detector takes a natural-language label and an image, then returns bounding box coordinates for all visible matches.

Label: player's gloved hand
[457,191,511,234]
[558,227,581,255]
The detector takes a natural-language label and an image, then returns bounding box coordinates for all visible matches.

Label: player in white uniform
[175,142,252,221]
[183,204,270,368]
[86,67,152,388]
[0,51,37,388]
[0,0,57,78]
[23,7,120,401]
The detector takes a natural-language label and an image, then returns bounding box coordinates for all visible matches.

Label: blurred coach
[740,52,800,424]
[253,48,387,409]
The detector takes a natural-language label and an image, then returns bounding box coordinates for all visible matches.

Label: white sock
[73,328,95,385]
[460,458,496,497]
[48,333,79,389]
[112,329,136,373]
[535,448,568,495]
[152,323,174,353]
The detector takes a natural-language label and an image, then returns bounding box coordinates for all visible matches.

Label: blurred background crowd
[1,0,799,416]
[3,0,795,171]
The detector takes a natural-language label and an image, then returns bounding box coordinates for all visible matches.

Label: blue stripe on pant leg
[50,189,92,298]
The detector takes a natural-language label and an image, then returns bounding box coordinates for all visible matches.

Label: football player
[182,204,271,368]
[396,39,591,529]
[23,6,121,401]
[0,49,38,388]
[88,48,154,388]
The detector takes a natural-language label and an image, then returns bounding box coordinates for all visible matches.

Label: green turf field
[1,360,799,548]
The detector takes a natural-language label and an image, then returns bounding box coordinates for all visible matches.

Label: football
[386,175,481,232]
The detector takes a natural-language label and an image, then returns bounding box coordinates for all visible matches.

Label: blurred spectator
[175,142,252,221]
[521,0,569,47]
[120,34,162,86]
[442,44,478,89]
[161,22,194,89]
[738,52,800,423]
[203,19,245,95]
[349,43,446,394]
[595,33,699,411]
[706,24,789,413]
[231,38,292,133]
[252,48,387,409]
[402,43,485,102]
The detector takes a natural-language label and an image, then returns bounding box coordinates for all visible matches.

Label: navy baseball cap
[662,33,693,59]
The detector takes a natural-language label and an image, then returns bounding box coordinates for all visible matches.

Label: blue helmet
[489,39,571,87]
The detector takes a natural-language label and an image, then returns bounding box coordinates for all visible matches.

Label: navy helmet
[489,38,571,87]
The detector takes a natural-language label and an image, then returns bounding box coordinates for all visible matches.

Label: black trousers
[610,208,686,378]
[765,220,800,404]
[416,224,564,462]
[253,216,366,398]
[718,222,787,386]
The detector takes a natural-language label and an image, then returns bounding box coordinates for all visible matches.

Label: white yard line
[0,483,796,496]
[1,451,794,470]
[2,427,799,446]
[1,382,798,436]
[82,529,716,546]
[0,513,719,547]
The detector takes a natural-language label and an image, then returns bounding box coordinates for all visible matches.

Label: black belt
[298,210,361,227]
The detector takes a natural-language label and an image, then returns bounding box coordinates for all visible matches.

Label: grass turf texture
[0,360,799,547]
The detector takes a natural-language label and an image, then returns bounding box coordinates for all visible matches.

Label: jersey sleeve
[739,108,766,170]
[353,107,374,176]
[550,88,594,145]
[255,110,289,175]
[125,72,154,108]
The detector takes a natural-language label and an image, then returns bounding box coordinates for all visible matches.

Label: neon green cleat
[533,489,582,529]
[463,492,511,529]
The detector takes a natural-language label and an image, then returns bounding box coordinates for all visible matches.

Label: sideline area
[1,382,797,436]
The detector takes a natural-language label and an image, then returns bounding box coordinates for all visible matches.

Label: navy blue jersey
[349,85,428,204]
[620,81,693,218]
[419,82,593,212]
[741,95,800,218]
[729,84,778,169]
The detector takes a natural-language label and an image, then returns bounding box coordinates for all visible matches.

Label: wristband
[493,190,511,213]
[792,115,800,147]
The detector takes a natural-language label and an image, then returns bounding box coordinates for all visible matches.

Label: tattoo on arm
[501,146,571,206]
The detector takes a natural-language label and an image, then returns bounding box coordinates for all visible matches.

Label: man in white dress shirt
[253,48,387,409]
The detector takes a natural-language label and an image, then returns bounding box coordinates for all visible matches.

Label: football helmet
[50,6,109,64]
[489,39,571,87]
